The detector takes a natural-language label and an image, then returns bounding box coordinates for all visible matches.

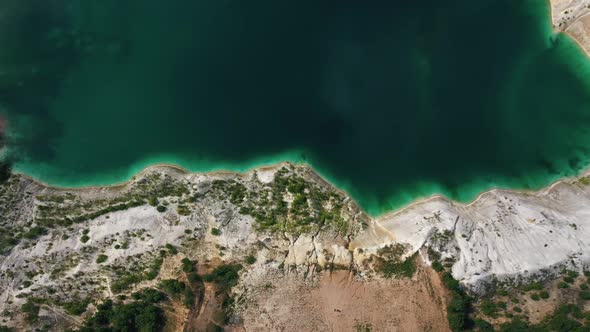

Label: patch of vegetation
[245,255,257,265]
[159,279,186,297]
[181,258,195,273]
[131,288,167,303]
[96,254,108,264]
[441,273,473,332]
[62,298,90,316]
[156,205,166,213]
[21,299,40,323]
[211,228,221,236]
[222,167,350,236]
[165,243,177,255]
[76,299,165,332]
[373,244,417,279]
[80,234,90,243]
[480,300,500,318]
[23,226,47,240]
[159,279,194,308]
[111,273,143,293]
[500,303,587,332]
[354,321,373,332]
[202,264,243,292]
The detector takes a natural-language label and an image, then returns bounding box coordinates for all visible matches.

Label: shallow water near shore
[3,0,590,216]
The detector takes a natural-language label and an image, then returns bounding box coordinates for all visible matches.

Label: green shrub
[202,264,242,292]
[523,282,543,292]
[474,318,494,332]
[183,288,195,308]
[165,244,177,255]
[513,306,522,313]
[245,255,257,265]
[80,234,90,243]
[77,299,166,332]
[564,276,575,284]
[211,228,221,236]
[96,254,108,264]
[377,252,418,279]
[21,300,40,323]
[156,205,166,213]
[177,205,191,216]
[580,284,589,290]
[558,282,569,289]
[530,293,540,301]
[539,290,549,299]
[111,273,143,293]
[432,261,443,272]
[159,279,186,297]
[62,298,90,316]
[181,258,195,273]
[580,290,590,301]
[480,300,499,318]
[131,288,167,304]
[23,227,47,240]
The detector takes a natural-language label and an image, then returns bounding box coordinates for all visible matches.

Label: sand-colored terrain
[236,266,449,332]
[550,0,590,54]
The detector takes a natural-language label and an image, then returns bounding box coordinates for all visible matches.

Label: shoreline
[13,160,590,219]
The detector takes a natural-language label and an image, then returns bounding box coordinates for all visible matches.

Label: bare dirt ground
[237,262,449,332]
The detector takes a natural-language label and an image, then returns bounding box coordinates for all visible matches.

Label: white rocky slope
[353,174,590,291]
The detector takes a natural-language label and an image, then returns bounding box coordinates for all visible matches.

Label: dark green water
[3,0,590,215]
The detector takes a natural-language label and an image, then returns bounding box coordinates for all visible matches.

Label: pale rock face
[256,168,276,184]
[356,177,590,291]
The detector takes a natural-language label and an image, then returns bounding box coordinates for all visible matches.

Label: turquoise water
[3,0,590,216]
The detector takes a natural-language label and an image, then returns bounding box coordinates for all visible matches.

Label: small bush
[523,282,543,292]
[432,260,443,272]
[181,258,195,273]
[159,279,186,297]
[165,244,177,255]
[580,290,590,301]
[558,282,569,289]
[21,300,40,323]
[80,234,90,243]
[156,205,166,213]
[211,228,221,236]
[96,254,108,264]
[481,300,499,318]
[202,264,242,292]
[539,290,549,299]
[498,289,509,296]
[245,255,257,265]
[131,288,167,303]
[530,293,540,301]
[62,299,90,316]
